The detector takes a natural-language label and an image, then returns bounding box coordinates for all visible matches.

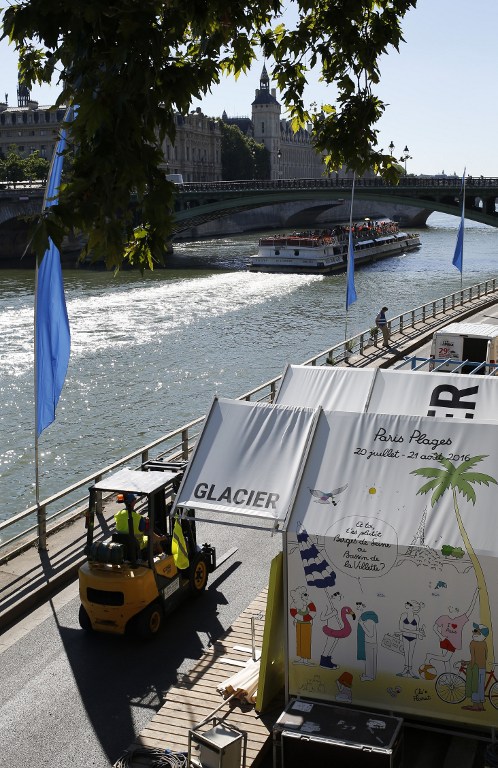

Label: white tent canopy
[173,397,318,529]
[276,364,498,422]
[275,364,375,411]
[171,369,498,728]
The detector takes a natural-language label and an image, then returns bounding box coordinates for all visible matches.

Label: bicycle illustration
[435,660,498,708]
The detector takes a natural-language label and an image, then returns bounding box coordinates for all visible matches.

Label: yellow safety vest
[114,508,148,549]
[172,518,189,569]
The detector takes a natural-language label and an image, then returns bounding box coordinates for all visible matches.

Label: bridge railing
[177,176,498,194]
[2,277,498,561]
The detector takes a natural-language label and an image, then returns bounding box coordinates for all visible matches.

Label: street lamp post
[277,148,282,180]
[402,145,411,176]
[388,141,395,158]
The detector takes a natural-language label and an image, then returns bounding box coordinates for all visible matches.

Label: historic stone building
[1,68,331,182]
[250,64,326,180]
[0,81,65,161]
[159,109,222,182]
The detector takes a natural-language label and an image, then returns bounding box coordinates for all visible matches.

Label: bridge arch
[173,178,498,234]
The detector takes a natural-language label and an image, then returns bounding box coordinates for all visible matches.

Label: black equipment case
[273,698,403,768]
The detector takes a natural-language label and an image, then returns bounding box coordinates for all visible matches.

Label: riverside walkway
[1,281,498,767]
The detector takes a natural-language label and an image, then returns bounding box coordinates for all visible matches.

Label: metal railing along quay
[1,277,498,561]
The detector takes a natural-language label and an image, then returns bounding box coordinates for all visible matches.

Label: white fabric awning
[173,397,318,529]
[276,364,497,422]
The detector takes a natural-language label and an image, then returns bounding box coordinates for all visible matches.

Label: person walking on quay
[376,306,390,347]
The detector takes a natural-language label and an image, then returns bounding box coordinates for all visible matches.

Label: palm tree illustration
[411,455,497,665]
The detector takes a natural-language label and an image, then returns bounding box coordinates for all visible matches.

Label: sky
[1,0,497,177]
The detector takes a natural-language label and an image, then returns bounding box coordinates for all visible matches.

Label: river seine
[1,213,498,527]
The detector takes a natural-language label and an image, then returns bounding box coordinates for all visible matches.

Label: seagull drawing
[309,484,348,505]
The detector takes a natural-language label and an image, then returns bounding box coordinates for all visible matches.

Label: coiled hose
[114,746,189,768]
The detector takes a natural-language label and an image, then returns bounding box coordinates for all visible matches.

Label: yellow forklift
[79,463,216,638]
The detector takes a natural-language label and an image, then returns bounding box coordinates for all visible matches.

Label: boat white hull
[249,233,421,274]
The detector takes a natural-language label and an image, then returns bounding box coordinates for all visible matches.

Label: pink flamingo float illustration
[320,592,356,669]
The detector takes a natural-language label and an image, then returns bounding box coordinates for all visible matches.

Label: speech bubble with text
[324,516,398,578]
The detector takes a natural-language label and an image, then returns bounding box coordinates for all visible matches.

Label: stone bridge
[0,184,44,226]
[171,176,498,234]
[2,176,498,256]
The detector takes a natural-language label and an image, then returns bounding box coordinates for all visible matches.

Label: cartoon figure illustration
[335,671,353,703]
[462,623,489,711]
[397,600,425,678]
[356,601,379,681]
[309,485,348,505]
[425,589,478,673]
[320,591,356,669]
[412,456,497,666]
[289,586,316,664]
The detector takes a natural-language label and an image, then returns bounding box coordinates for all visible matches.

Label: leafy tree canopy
[220,122,270,180]
[0,145,49,183]
[2,0,417,270]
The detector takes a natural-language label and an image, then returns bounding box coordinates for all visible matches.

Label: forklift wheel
[133,602,164,639]
[190,554,208,595]
[79,605,92,632]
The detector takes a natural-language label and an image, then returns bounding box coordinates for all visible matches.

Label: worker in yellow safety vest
[172,515,189,569]
[114,493,148,549]
[115,493,166,555]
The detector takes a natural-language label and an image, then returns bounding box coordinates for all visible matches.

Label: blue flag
[452,170,465,273]
[452,216,464,273]
[346,229,357,309]
[35,107,74,436]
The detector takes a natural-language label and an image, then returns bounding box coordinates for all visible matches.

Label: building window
[261,121,264,133]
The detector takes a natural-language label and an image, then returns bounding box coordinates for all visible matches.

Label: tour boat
[248,220,421,274]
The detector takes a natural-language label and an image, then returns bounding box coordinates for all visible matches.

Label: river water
[1,213,498,526]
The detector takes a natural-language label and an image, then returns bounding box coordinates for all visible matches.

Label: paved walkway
[0,505,115,633]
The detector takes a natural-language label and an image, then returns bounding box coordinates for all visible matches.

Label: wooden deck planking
[117,589,278,767]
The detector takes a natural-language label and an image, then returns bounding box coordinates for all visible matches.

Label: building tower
[251,64,282,179]
[17,77,31,107]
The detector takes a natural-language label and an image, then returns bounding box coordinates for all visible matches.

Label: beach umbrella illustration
[296,522,337,592]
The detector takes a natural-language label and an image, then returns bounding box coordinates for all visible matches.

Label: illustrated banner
[174,397,316,525]
[286,409,498,728]
[276,364,498,422]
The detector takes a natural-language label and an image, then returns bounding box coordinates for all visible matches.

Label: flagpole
[344,172,356,342]
[452,167,465,290]
[460,173,466,291]
[34,106,72,549]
